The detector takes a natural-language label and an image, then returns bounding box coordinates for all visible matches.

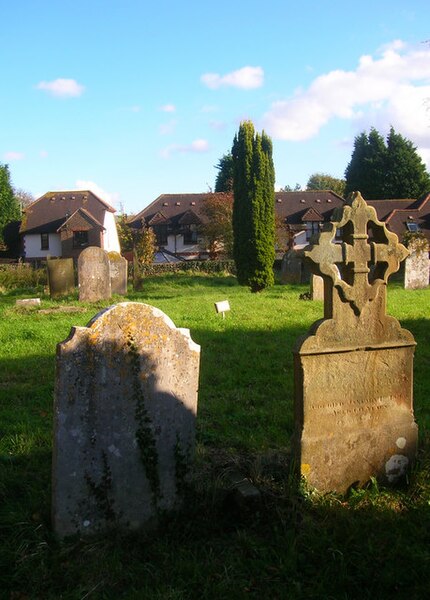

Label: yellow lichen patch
[301,463,311,477]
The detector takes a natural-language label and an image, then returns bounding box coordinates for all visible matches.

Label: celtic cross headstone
[293,192,418,493]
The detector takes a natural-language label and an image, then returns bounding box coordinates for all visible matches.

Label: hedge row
[135,260,236,277]
[0,264,47,289]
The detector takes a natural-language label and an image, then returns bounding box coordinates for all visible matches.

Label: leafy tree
[116,211,134,252]
[0,164,21,249]
[384,127,430,198]
[133,221,156,265]
[199,192,233,258]
[214,153,234,192]
[280,183,302,192]
[14,188,34,209]
[306,173,346,197]
[232,121,275,292]
[344,127,430,199]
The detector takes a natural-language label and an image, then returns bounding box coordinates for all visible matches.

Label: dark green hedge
[135,260,236,277]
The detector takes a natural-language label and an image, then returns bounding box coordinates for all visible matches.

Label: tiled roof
[20,190,116,234]
[368,193,430,242]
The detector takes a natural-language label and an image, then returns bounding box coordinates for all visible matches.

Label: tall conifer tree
[232,121,275,292]
[0,163,21,248]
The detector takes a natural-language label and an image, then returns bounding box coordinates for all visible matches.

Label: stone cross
[52,302,200,537]
[294,192,418,493]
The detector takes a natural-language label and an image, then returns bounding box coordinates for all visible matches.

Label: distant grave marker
[404,237,429,290]
[47,258,75,298]
[78,246,111,302]
[310,274,324,301]
[108,251,128,295]
[294,192,418,493]
[52,302,200,537]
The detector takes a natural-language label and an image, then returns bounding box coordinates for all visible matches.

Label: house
[128,193,220,259]
[367,192,430,244]
[19,190,121,261]
[129,190,346,259]
[129,189,430,261]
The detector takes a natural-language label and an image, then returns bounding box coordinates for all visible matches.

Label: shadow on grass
[1,313,430,598]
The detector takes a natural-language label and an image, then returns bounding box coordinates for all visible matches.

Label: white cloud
[75,180,120,207]
[209,120,227,131]
[160,139,209,159]
[36,78,85,98]
[159,119,177,135]
[201,66,264,90]
[4,151,24,161]
[262,42,430,148]
[39,150,48,158]
[160,104,176,113]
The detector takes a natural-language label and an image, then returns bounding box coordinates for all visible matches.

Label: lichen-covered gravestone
[52,302,200,537]
[404,237,429,290]
[47,258,75,298]
[78,246,111,302]
[294,192,418,493]
[108,251,128,295]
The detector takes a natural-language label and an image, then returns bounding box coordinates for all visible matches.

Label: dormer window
[406,222,419,232]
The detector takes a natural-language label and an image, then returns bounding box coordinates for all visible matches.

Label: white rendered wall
[24,233,62,258]
[164,234,202,256]
[102,211,121,253]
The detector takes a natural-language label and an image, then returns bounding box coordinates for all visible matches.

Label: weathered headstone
[52,302,200,537]
[280,249,303,284]
[108,251,128,295]
[294,192,418,493]
[78,246,111,302]
[404,237,429,289]
[47,258,75,298]
[310,274,324,301]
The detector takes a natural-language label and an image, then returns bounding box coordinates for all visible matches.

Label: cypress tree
[232,121,275,292]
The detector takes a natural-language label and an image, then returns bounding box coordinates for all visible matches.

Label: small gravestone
[78,246,111,302]
[52,302,200,537]
[280,249,303,284]
[47,258,75,298]
[294,192,418,493]
[310,274,324,301]
[404,238,429,289]
[108,251,128,295]
[15,298,41,308]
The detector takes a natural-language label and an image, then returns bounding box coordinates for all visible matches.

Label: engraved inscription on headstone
[52,302,200,537]
[78,246,111,302]
[294,192,418,493]
[47,258,75,298]
[108,251,128,295]
[404,238,429,290]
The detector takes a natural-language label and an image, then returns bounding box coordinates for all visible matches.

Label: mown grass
[0,274,429,599]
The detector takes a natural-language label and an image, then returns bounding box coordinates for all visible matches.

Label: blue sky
[1,1,430,214]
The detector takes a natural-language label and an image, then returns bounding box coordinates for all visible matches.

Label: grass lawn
[0,274,429,599]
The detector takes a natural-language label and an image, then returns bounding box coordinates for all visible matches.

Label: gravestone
[294,192,418,493]
[78,246,111,302]
[280,249,303,284]
[47,258,75,298]
[404,238,429,289]
[310,274,324,301]
[108,251,128,295]
[52,302,200,537]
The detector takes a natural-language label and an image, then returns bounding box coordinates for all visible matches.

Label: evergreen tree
[214,153,234,192]
[384,127,430,198]
[344,127,430,199]
[344,129,386,198]
[0,163,21,248]
[232,121,275,292]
